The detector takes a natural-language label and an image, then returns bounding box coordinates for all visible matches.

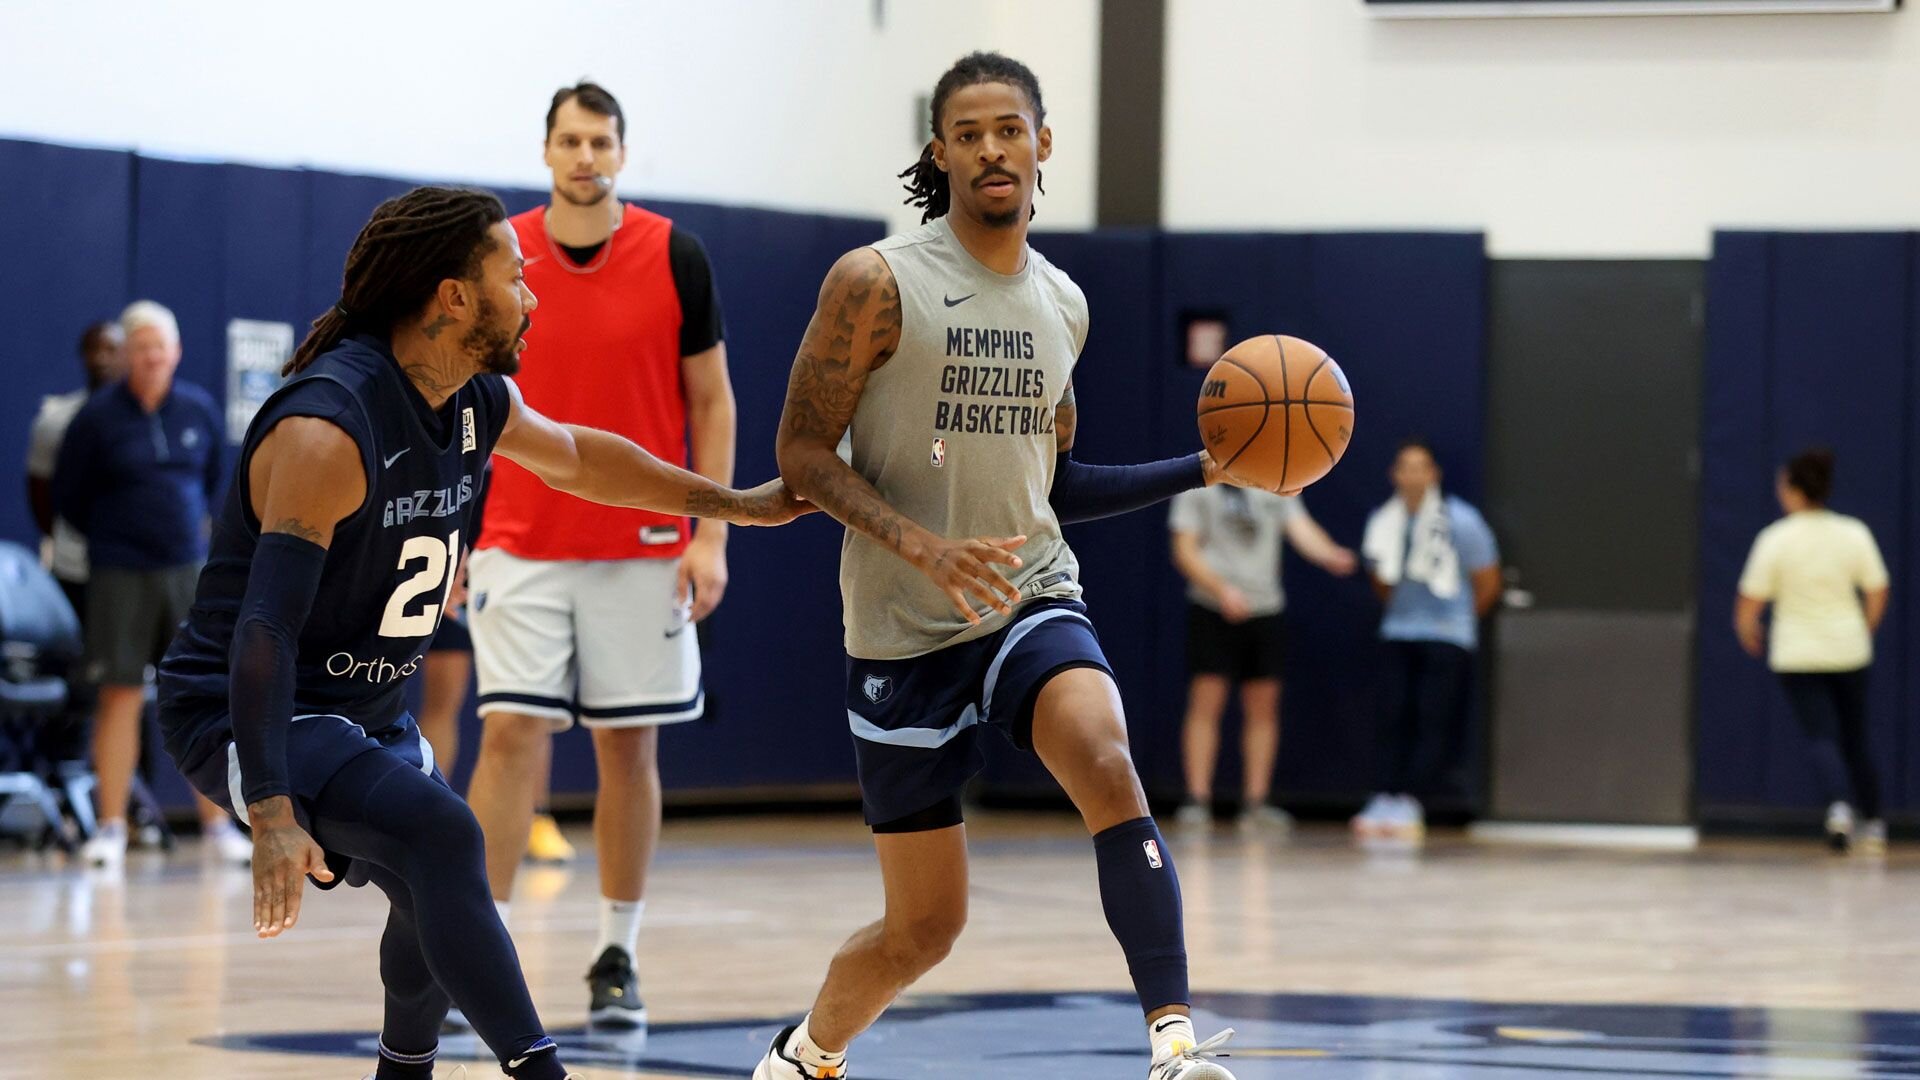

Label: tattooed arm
[235,416,365,938]
[776,248,1022,623]
[494,379,806,526]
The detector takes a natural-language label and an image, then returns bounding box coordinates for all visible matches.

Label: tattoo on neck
[265,517,325,545]
[400,363,456,397]
[421,314,455,341]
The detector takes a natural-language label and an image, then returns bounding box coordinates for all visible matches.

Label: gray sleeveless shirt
[841,217,1088,659]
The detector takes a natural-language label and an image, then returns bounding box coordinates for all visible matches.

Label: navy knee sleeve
[1092,816,1190,1013]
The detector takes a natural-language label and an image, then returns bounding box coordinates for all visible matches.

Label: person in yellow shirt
[1735,449,1890,854]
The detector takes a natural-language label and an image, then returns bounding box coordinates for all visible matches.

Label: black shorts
[1185,603,1284,682]
[847,599,1111,832]
[85,564,198,687]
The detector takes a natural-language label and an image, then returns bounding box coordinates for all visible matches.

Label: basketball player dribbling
[154,186,808,1080]
[756,52,1257,1080]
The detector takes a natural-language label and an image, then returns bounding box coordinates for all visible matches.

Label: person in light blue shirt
[1352,438,1500,839]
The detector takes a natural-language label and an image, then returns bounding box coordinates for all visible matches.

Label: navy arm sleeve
[668,228,725,356]
[229,532,327,806]
[1049,452,1207,525]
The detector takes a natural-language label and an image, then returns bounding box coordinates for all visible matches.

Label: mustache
[974,167,1017,188]
[518,317,532,338]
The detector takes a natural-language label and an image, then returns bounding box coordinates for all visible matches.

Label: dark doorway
[1483,260,1704,826]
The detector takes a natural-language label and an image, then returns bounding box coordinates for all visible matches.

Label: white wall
[0,0,1098,234]
[1163,1,1920,256]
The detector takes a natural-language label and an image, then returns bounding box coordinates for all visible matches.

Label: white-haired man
[53,300,247,866]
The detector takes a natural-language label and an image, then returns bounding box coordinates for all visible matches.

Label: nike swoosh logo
[1153,1018,1185,1032]
[943,293,977,308]
[383,448,410,468]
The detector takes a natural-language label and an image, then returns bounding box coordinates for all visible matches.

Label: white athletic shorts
[467,548,703,729]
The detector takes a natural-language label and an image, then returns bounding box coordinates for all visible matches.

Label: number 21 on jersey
[378,530,460,638]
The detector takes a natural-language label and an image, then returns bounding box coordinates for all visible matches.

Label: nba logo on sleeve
[1143,839,1163,869]
[930,437,946,468]
[461,407,476,452]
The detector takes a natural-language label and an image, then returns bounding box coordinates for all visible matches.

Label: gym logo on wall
[202,990,1915,1077]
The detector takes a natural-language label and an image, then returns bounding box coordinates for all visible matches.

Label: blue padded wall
[0,139,135,548]
[1007,230,1488,803]
[1699,231,1915,820]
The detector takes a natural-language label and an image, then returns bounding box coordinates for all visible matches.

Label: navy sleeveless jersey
[158,334,511,775]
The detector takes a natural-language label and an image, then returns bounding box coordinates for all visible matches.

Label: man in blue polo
[52,300,248,866]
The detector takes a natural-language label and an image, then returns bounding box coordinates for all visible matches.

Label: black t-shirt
[557,227,725,356]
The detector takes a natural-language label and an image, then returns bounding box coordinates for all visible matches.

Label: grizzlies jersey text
[158,335,510,775]
[840,217,1088,660]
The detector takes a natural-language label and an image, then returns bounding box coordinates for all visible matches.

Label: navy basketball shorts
[846,599,1112,832]
[181,710,444,888]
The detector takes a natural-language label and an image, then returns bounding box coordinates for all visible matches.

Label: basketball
[1196,334,1354,493]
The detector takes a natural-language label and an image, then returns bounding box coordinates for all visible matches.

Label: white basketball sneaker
[1826,801,1855,852]
[1350,793,1393,838]
[753,1024,848,1079]
[1148,1028,1238,1079]
[206,820,253,865]
[81,821,128,867]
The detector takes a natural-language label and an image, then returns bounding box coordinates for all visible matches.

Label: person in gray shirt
[25,320,124,613]
[1170,486,1354,829]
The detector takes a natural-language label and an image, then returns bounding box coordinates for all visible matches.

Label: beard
[464,297,526,376]
[981,206,1022,229]
[554,179,611,207]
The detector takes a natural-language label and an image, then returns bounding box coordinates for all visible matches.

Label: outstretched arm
[1283,510,1357,576]
[1048,381,1232,525]
[776,248,1022,624]
[494,379,804,527]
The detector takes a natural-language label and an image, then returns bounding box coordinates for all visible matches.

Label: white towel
[1362,486,1460,600]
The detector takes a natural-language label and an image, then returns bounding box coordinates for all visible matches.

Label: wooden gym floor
[4,814,1919,1078]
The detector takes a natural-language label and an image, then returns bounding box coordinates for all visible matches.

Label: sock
[1150,1014,1197,1062]
[786,1014,848,1069]
[1092,817,1190,1014]
[494,898,511,926]
[502,1037,566,1080]
[96,819,127,837]
[597,897,644,958]
[373,1039,436,1080]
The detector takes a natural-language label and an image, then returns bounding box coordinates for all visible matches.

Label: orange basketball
[1196,335,1354,492]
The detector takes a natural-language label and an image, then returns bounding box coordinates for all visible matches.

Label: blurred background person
[1735,448,1890,854]
[51,300,247,867]
[1353,438,1500,841]
[463,80,731,1030]
[1169,485,1355,830]
[25,320,125,614]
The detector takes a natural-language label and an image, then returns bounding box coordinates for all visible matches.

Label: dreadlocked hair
[286,186,508,376]
[899,51,1046,225]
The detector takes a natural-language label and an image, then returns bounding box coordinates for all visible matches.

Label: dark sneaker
[587,945,647,1028]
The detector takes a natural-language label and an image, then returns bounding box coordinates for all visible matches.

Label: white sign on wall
[226,318,293,444]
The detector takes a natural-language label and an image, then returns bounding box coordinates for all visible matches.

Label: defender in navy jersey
[156,187,806,1080]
